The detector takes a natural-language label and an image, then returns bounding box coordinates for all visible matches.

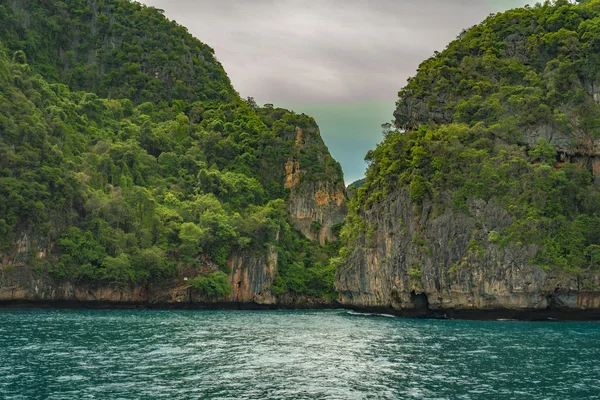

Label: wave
[346,310,397,318]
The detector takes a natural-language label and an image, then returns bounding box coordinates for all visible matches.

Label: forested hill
[0,0,346,304]
[336,0,600,315]
[0,0,232,104]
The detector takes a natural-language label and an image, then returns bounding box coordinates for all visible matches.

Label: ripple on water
[0,310,599,399]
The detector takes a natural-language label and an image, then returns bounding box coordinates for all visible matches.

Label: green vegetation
[347,179,366,190]
[0,0,230,104]
[346,178,365,199]
[408,267,423,290]
[190,271,232,298]
[271,213,340,299]
[0,0,343,298]
[339,0,600,273]
[255,105,345,186]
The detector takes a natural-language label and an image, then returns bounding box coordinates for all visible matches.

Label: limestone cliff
[0,114,347,306]
[0,108,346,309]
[284,125,347,245]
[336,190,600,317]
[258,108,347,245]
[0,0,347,306]
[0,232,333,308]
[336,2,600,318]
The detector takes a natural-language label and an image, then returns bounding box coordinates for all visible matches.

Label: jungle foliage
[340,0,600,273]
[0,0,342,297]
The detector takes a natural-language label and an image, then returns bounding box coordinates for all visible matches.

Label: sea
[0,309,599,399]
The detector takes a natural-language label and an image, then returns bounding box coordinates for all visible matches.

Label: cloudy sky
[140,0,530,184]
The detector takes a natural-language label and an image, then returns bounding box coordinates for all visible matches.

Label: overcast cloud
[139,0,531,183]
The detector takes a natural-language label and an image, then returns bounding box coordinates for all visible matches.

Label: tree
[101,254,136,284]
[244,96,258,109]
[190,271,232,297]
[178,222,207,259]
[381,122,393,137]
[12,50,26,64]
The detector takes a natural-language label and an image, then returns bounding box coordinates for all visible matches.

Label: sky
[140,0,531,184]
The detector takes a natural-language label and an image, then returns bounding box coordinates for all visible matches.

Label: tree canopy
[0,0,344,298]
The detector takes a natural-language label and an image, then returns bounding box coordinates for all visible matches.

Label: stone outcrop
[284,125,347,245]
[0,231,335,308]
[227,245,277,304]
[288,181,347,245]
[337,4,600,319]
[336,189,600,318]
[336,190,600,316]
[337,117,600,317]
[0,0,350,310]
[393,92,453,131]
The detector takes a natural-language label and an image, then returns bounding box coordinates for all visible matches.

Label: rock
[336,190,600,316]
[285,124,347,245]
[338,3,600,318]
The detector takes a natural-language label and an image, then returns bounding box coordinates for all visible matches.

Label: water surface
[0,309,599,399]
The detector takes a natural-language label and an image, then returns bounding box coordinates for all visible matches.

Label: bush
[190,271,232,297]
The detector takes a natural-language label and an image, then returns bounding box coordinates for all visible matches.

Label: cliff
[0,0,345,306]
[254,106,347,245]
[281,122,347,245]
[0,232,333,308]
[336,190,600,317]
[336,1,600,317]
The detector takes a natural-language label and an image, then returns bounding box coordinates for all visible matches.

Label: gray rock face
[0,231,276,305]
[521,124,575,153]
[393,94,453,131]
[349,13,600,317]
[285,126,347,245]
[0,232,336,309]
[288,180,347,245]
[336,190,600,314]
[583,78,600,106]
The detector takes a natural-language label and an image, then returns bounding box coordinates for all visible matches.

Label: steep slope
[0,0,346,306]
[256,107,346,245]
[336,0,600,318]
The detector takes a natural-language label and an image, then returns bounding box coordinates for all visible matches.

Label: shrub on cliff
[190,271,232,298]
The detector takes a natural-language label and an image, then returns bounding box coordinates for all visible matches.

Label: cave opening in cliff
[410,291,430,314]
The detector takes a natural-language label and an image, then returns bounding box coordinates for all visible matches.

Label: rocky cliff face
[0,232,334,308]
[0,118,347,305]
[336,190,600,316]
[259,109,348,245]
[0,0,347,307]
[336,2,600,318]
[227,247,277,304]
[285,124,347,244]
[0,115,346,307]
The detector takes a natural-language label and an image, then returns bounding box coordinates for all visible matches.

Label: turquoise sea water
[0,309,599,399]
